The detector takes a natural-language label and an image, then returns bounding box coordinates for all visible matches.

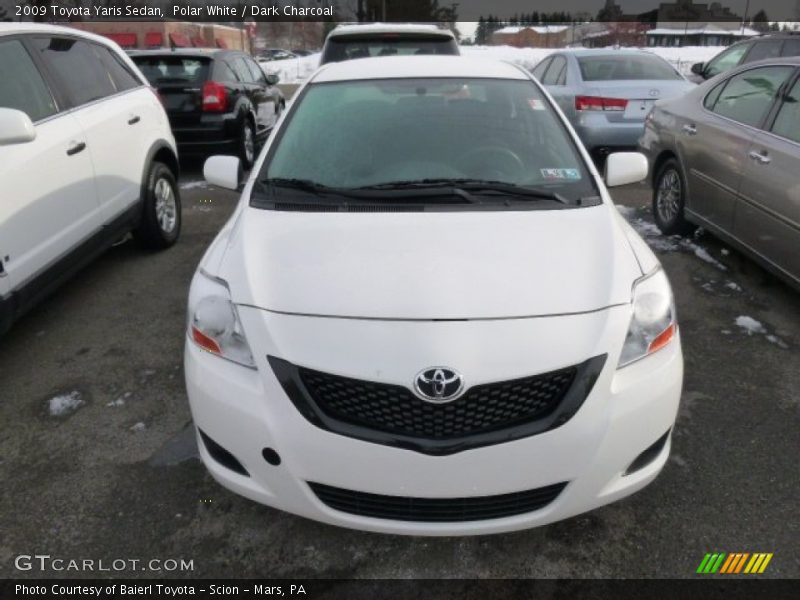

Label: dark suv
[691,32,800,81]
[130,49,285,167]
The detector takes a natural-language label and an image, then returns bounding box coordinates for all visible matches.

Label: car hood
[220,204,642,320]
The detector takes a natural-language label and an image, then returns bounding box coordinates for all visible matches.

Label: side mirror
[204,155,242,191]
[0,108,36,146]
[690,62,705,76]
[604,152,648,188]
[266,73,280,85]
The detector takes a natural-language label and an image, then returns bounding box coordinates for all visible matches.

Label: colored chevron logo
[696,552,773,574]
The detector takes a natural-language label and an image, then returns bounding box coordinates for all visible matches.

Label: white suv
[0,24,180,334]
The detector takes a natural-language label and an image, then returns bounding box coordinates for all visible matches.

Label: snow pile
[735,316,789,348]
[263,45,722,84]
[462,45,723,77]
[130,422,147,433]
[735,315,766,335]
[259,53,320,84]
[48,391,84,416]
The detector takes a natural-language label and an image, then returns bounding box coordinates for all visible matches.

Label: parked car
[0,24,180,335]
[320,23,458,65]
[291,49,313,57]
[690,32,800,82]
[185,55,683,535]
[258,48,296,61]
[640,57,800,290]
[129,49,284,168]
[532,49,695,164]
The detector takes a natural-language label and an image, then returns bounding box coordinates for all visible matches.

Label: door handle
[66,141,86,156]
[748,150,771,164]
[682,124,697,135]
[128,115,141,125]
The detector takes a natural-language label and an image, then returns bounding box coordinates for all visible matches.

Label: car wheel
[652,158,695,236]
[238,119,256,169]
[133,162,181,250]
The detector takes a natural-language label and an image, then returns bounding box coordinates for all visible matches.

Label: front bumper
[184,306,682,535]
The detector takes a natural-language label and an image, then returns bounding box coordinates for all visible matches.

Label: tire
[133,162,181,250]
[652,158,696,236]
[238,118,256,169]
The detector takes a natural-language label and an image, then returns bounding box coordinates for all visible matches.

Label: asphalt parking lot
[1,164,798,579]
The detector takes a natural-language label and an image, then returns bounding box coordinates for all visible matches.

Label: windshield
[578,54,682,81]
[260,78,597,207]
[131,56,210,84]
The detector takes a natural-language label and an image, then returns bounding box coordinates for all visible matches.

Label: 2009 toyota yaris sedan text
[184,56,683,535]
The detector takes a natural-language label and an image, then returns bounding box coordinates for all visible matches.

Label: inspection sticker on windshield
[528,98,546,110]
[541,168,581,180]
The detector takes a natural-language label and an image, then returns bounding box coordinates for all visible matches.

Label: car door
[680,65,793,232]
[231,55,271,139]
[741,40,783,65]
[0,36,100,295]
[33,36,145,225]
[243,54,278,130]
[735,72,800,283]
[540,55,574,118]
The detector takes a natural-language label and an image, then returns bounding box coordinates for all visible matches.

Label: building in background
[66,21,250,52]
[645,0,758,46]
[491,25,569,48]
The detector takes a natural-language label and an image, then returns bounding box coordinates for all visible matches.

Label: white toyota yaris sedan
[185,56,683,535]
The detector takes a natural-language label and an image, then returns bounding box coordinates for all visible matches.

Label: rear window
[131,55,210,85]
[322,35,457,64]
[578,54,682,81]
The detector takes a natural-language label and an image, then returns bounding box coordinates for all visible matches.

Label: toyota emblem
[414,367,464,403]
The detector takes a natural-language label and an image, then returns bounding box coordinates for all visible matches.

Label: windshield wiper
[357,179,570,204]
[259,178,480,203]
[260,178,339,195]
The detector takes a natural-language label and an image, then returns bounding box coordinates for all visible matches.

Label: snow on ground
[735,316,789,348]
[180,180,208,191]
[48,391,84,416]
[259,53,320,84]
[266,46,724,84]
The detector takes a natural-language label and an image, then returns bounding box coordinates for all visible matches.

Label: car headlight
[618,268,676,368]
[187,270,256,369]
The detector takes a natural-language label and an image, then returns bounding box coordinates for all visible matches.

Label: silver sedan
[533,49,695,163]
[639,56,800,290]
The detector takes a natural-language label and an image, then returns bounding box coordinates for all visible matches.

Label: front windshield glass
[260,77,597,205]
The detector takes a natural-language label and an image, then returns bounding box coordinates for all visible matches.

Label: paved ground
[1,169,798,579]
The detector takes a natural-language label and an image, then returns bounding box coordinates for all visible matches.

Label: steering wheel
[458,146,526,180]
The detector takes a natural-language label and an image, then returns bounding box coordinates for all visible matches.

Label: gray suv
[690,32,800,81]
[639,57,800,290]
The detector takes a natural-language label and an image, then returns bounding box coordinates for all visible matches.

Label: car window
[232,57,255,83]
[744,41,783,63]
[215,61,239,83]
[531,57,552,80]
[709,66,793,127]
[704,44,749,78]
[703,80,725,110]
[577,54,682,81]
[131,56,210,84]
[322,37,457,63]
[92,44,140,92]
[33,37,115,106]
[0,39,57,122]
[542,56,567,86]
[781,39,800,57]
[244,57,266,84]
[262,77,598,205]
[771,78,800,143]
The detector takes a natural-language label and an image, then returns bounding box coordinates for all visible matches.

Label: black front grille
[308,481,568,522]
[300,366,576,439]
[269,354,606,455]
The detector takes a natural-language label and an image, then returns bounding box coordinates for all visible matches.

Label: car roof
[327,22,455,39]
[0,22,120,47]
[312,55,527,83]
[128,48,237,60]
